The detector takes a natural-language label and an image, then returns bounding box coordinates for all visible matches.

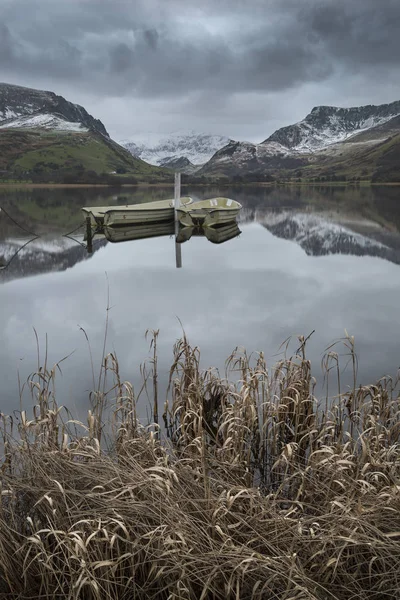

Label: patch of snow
[2,109,18,120]
[291,114,395,153]
[266,103,400,154]
[0,113,88,132]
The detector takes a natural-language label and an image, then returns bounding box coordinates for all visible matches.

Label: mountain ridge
[3,82,400,183]
[0,83,109,137]
[264,100,400,153]
[0,83,170,183]
[198,99,400,181]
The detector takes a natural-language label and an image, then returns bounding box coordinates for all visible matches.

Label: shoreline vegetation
[1,332,399,599]
[1,180,400,189]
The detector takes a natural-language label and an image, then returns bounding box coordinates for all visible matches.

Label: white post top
[174,172,181,208]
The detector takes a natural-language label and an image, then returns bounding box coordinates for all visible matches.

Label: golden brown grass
[0,333,399,599]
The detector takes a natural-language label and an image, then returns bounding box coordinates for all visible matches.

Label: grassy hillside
[3,124,400,185]
[293,132,400,182]
[194,116,400,184]
[0,128,170,183]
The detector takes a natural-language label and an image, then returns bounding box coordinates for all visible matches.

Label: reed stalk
[0,332,399,599]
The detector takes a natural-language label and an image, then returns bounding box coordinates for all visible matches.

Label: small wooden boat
[176,222,241,245]
[177,197,242,227]
[104,221,174,243]
[82,197,193,227]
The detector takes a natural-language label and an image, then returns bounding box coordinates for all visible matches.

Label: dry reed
[0,332,399,599]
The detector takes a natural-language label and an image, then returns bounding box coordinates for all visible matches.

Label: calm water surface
[0,185,399,418]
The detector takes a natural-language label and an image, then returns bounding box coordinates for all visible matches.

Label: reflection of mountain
[252,211,400,265]
[0,237,107,283]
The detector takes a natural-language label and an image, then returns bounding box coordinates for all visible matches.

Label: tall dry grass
[0,333,399,599]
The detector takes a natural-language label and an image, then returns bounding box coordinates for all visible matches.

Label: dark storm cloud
[0,24,13,62]
[144,29,159,51]
[1,0,400,98]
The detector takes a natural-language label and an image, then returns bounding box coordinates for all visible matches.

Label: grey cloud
[0,24,13,62]
[109,43,135,74]
[304,0,400,69]
[144,29,159,50]
[1,0,399,97]
[1,0,400,140]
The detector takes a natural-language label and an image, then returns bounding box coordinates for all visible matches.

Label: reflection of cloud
[1,224,400,418]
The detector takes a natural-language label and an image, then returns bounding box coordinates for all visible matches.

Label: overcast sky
[1,0,400,142]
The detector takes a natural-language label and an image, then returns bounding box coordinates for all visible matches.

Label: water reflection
[176,222,241,245]
[82,191,243,269]
[1,185,400,418]
[0,205,243,277]
[241,207,400,266]
[1,184,400,279]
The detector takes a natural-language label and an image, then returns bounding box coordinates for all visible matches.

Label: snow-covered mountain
[200,100,400,177]
[198,140,306,176]
[157,155,201,174]
[0,83,108,136]
[120,131,231,166]
[264,101,400,153]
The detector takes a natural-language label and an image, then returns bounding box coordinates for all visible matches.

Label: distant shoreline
[0,182,176,189]
[0,181,400,189]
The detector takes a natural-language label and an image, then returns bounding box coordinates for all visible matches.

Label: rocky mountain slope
[264,101,400,152]
[120,131,231,166]
[0,83,169,183]
[199,101,400,181]
[0,83,108,136]
[157,156,200,174]
[197,140,306,178]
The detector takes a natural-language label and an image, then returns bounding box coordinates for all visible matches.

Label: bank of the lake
[0,334,399,600]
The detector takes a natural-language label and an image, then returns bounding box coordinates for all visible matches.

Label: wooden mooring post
[174,172,182,268]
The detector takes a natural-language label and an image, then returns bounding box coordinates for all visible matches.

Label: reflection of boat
[204,222,241,244]
[176,226,194,244]
[82,197,193,227]
[177,198,242,227]
[176,222,241,245]
[104,221,174,243]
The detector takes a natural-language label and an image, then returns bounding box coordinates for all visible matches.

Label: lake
[1,184,399,420]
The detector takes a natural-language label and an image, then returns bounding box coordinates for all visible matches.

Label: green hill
[0,128,170,184]
[298,132,400,183]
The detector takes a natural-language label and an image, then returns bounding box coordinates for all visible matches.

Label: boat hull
[82,197,193,227]
[176,197,242,227]
[177,207,241,227]
[104,207,175,227]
